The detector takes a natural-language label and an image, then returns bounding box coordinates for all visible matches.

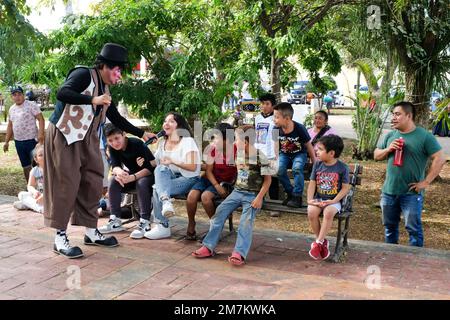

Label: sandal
[192,246,215,258]
[228,251,245,266]
[185,231,197,241]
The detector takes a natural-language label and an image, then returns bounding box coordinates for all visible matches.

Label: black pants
[109,175,153,220]
[269,177,279,200]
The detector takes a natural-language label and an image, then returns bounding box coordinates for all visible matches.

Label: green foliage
[20,0,236,130]
[305,75,337,97]
[353,59,380,93]
[17,0,346,130]
[351,93,390,160]
[303,112,314,129]
[432,98,450,132]
[368,0,450,125]
[0,0,41,85]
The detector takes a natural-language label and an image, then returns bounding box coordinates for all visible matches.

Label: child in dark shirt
[273,102,316,208]
[307,135,350,260]
[99,124,156,239]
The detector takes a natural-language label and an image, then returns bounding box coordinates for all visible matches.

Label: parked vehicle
[292,80,309,90]
[358,85,369,93]
[287,88,306,104]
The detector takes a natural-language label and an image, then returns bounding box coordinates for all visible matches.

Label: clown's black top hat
[97,43,128,66]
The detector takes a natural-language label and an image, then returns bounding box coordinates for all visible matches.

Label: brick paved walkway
[0,200,449,300]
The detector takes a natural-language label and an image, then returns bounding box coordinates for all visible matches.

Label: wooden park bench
[124,163,363,263]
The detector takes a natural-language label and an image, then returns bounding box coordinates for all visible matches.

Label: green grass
[0,167,25,196]
[0,141,27,196]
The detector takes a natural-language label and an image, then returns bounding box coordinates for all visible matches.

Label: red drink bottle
[393,137,404,167]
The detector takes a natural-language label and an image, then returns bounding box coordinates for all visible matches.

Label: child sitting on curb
[307,134,350,260]
[14,144,45,213]
[192,124,273,266]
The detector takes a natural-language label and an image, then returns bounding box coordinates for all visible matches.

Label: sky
[26,0,101,33]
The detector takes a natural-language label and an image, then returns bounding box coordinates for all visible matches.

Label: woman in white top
[145,112,201,240]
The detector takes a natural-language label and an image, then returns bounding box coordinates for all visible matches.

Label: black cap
[10,86,24,94]
[97,43,128,66]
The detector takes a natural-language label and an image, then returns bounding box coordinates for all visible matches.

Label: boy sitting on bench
[99,123,156,239]
[192,125,273,266]
[307,134,350,260]
[273,102,316,208]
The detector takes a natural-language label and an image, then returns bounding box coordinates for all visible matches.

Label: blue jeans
[277,152,307,196]
[380,193,424,247]
[202,189,260,259]
[152,165,199,225]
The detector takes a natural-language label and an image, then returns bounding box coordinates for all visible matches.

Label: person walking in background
[3,86,45,182]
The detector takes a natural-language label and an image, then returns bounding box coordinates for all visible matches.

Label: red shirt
[209,144,237,183]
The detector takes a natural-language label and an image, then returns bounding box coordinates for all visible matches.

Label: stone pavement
[0,198,449,300]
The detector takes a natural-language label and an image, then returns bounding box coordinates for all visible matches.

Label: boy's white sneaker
[130,219,151,239]
[144,223,171,240]
[98,218,124,233]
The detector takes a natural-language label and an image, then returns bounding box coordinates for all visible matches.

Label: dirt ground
[1,139,449,250]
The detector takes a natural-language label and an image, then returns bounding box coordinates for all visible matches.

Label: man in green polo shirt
[374,101,445,247]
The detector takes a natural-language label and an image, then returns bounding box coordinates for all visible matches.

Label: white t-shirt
[254,113,276,159]
[155,136,201,178]
[241,82,252,100]
[8,100,41,141]
[30,166,44,194]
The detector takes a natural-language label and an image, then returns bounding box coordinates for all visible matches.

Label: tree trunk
[380,40,396,105]
[270,49,283,104]
[356,69,361,107]
[404,67,432,128]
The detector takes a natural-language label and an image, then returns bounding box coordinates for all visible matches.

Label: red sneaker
[321,239,330,260]
[309,241,322,260]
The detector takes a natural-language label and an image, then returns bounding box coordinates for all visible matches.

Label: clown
[44,43,155,258]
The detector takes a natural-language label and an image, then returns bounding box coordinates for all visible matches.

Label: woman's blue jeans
[152,165,199,226]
